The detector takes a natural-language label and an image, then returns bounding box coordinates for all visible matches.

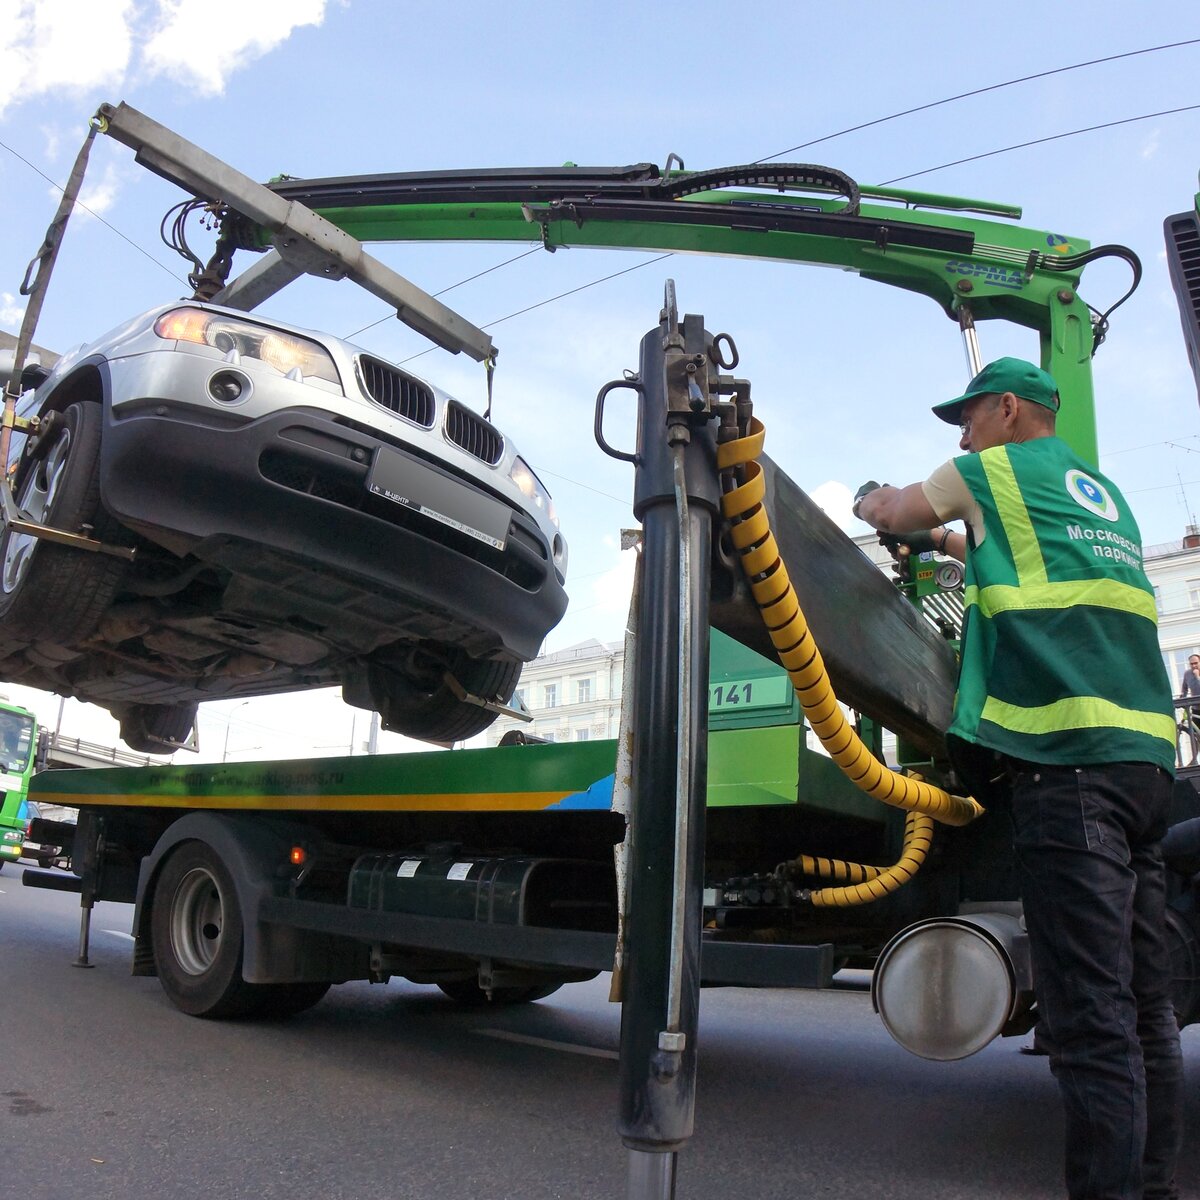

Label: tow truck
[12,104,1200,1198]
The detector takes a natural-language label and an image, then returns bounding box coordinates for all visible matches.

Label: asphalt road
[3,869,1198,1200]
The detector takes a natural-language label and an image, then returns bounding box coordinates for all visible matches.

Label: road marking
[100,929,135,940]
[474,1028,618,1060]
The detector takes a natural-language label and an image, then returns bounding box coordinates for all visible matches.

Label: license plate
[368,448,510,550]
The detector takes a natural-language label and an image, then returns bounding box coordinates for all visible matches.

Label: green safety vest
[950,436,1176,770]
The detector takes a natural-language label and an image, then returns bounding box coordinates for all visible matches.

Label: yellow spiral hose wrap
[716,418,983,837]
[796,810,934,908]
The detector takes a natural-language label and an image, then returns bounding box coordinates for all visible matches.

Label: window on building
[1188,579,1200,609]
[515,688,528,709]
[544,683,558,709]
[575,677,592,704]
[575,728,590,741]
[1153,585,1163,614]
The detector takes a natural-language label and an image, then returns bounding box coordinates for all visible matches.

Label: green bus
[0,700,42,870]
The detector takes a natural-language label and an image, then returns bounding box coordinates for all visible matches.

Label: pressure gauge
[934,560,964,591]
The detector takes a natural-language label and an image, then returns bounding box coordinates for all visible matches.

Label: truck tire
[437,979,562,1006]
[150,841,264,1018]
[0,402,130,641]
[367,655,523,744]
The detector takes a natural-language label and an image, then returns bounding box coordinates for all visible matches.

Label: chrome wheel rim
[169,866,225,976]
[2,427,72,595]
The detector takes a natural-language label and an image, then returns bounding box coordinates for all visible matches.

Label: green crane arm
[245,165,1104,459]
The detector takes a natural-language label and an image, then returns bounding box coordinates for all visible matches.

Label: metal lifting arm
[93,102,495,363]
[252,163,1106,459]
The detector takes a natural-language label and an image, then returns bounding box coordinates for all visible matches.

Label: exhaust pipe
[871,909,1033,1061]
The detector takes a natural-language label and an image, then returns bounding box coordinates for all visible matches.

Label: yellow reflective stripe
[980,695,1176,745]
[24,790,576,812]
[981,448,1046,585]
[974,577,1157,622]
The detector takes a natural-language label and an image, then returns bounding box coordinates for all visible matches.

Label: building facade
[1145,528,1200,694]
[484,638,625,747]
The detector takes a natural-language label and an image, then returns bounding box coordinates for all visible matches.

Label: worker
[1178,653,1200,765]
[853,356,1183,1200]
[1181,654,1200,699]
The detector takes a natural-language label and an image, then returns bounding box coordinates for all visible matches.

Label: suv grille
[359,357,435,427]
[445,401,503,465]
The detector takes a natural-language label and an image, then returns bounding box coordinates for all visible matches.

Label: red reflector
[290,846,306,866]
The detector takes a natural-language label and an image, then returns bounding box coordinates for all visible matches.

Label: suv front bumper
[99,400,567,662]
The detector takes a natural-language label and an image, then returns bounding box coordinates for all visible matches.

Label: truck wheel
[437,979,562,1006]
[150,841,262,1018]
[366,655,523,744]
[0,402,130,641]
[118,701,198,753]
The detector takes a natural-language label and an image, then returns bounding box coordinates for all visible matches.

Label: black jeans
[1008,760,1183,1200]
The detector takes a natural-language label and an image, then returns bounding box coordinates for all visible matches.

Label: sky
[1,0,1198,762]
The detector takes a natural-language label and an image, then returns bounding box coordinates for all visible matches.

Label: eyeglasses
[959,395,1001,437]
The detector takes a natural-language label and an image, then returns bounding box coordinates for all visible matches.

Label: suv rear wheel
[358,651,523,744]
[118,701,198,753]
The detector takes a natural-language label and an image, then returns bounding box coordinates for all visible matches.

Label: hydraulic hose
[716,416,983,832]
[787,809,934,908]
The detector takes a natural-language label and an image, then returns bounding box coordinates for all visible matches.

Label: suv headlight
[154,308,341,386]
[510,457,558,528]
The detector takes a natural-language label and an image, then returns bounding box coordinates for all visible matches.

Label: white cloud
[1142,130,1161,161]
[0,0,134,119]
[76,161,126,217]
[39,123,60,162]
[588,547,636,620]
[140,0,327,96]
[0,291,25,327]
[0,0,327,118]
[809,479,856,532]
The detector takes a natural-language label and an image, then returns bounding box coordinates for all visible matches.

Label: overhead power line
[880,103,1200,185]
[397,253,674,366]
[0,133,187,287]
[402,48,1200,354]
[344,245,542,340]
[755,38,1200,163]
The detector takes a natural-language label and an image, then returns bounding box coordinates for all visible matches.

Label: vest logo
[1065,469,1119,522]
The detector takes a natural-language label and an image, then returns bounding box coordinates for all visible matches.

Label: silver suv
[0,303,567,750]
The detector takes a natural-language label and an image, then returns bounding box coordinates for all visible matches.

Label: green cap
[931,356,1060,425]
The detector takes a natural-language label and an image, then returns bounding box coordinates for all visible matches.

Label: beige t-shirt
[922,458,986,546]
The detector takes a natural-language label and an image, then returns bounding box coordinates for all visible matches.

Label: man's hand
[852,480,883,519]
[893,529,938,554]
[854,478,942,535]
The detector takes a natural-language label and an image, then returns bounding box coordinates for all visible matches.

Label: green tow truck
[15,103,1200,1197]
